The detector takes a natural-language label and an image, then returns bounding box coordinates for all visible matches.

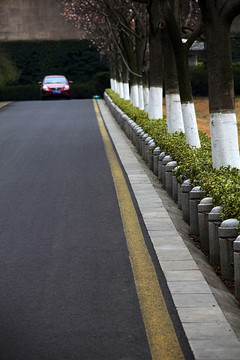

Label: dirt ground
[163,97,240,145]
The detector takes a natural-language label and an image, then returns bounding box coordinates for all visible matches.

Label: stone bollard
[189,186,204,236]
[147,141,156,170]
[162,155,172,189]
[165,161,177,197]
[177,175,184,210]
[181,179,192,224]
[234,236,240,300]
[141,133,149,160]
[145,137,152,162]
[208,206,222,266]
[219,219,239,281]
[158,152,166,183]
[172,166,179,204]
[138,131,145,155]
[153,147,161,176]
[133,124,140,147]
[130,122,137,143]
[117,108,124,126]
[122,114,129,133]
[198,197,213,253]
[126,119,134,139]
[135,128,142,152]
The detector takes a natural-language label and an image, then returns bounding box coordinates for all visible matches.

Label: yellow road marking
[93,100,184,360]
[0,102,11,109]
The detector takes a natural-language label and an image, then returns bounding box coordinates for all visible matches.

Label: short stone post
[126,119,134,139]
[153,147,161,176]
[122,114,129,133]
[145,137,152,162]
[138,131,145,155]
[208,206,222,266]
[181,179,192,224]
[189,186,204,236]
[136,128,143,153]
[172,166,179,204]
[130,122,135,143]
[162,155,172,189]
[219,219,239,281]
[198,197,213,253]
[234,236,240,300]
[165,161,177,197]
[158,152,165,183]
[133,125,140,147]
[147,141,156,170]
[141,133,149,160]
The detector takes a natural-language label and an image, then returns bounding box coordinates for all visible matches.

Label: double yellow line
[93,100,184,360]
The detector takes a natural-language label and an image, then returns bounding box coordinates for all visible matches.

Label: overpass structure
[0,0,83,41]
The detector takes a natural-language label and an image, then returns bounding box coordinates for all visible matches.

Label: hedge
[0,39,108,85]
[106,89,240,223]
[0,72,109,101]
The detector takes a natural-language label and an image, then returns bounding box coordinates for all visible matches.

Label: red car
[39,75,73,99]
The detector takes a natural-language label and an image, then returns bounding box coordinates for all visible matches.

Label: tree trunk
[162,27,184,133]
[148,0,163,119]
[160,0,200,147]
[121,32,140,107]
[122,64,130,100]
[201,3,240,168]
[136,19,147,110]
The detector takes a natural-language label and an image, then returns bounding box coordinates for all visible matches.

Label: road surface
[0,100,193,360]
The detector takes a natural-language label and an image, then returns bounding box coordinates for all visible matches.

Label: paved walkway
[98,99,240,360]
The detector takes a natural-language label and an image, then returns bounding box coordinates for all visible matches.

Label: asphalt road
[0,100,192,360]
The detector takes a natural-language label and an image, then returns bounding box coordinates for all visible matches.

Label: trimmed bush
[106,89,240,223]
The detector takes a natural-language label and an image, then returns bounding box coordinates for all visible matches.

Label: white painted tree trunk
[113,79,118,93]
[123,82,130,100]
[138,85,145,110]
[148,87,163,119]
[181,102,201,148]
[119,81,124,99]
[165,93,184,133]
[115,81,120,96]
[130,85,139,108]
[143,86,149,113]
[110,78,115,91]
[210,112,240,169]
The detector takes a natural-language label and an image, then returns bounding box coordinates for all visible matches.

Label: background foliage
[0,39,109,100]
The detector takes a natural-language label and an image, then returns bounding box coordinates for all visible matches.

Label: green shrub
[0,85,40,101]
[106,89,240,223]
[0,53,20,87]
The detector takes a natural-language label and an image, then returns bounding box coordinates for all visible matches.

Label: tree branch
[105,17,142,77]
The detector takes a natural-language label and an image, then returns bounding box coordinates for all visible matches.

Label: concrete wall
[0,0,83,40]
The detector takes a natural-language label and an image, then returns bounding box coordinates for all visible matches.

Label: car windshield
[44,77,67,84]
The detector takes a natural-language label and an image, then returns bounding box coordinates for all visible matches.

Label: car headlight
[64,85,70,90]
[43,85,49,91]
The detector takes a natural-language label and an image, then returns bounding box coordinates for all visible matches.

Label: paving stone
[173,293,218,308]
[168,281,212,294]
